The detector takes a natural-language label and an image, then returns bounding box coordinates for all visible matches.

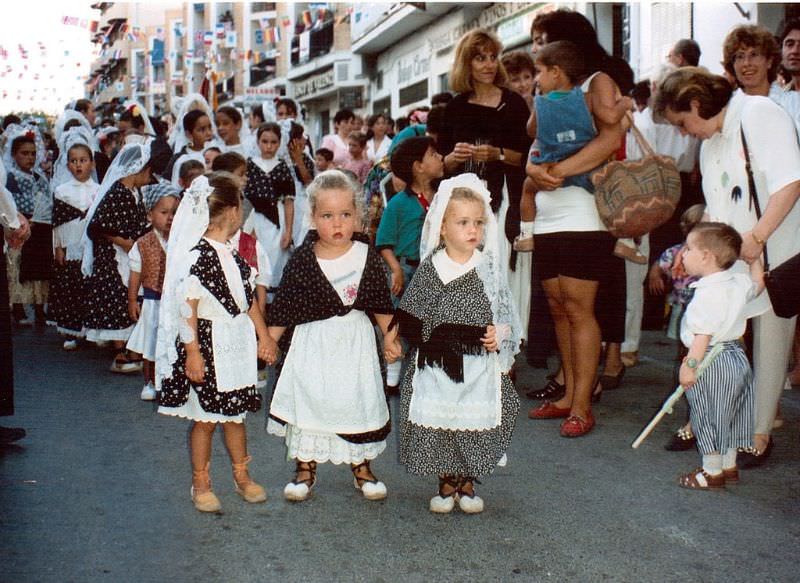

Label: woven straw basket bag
[592,117,682,238]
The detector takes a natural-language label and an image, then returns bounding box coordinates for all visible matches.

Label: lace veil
[51,127,98,190]
[420,173,521,371]
[168,93,221,154]
[81,141,152,276]
[155,175,213,389]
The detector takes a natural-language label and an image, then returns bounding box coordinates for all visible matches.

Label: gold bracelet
[751,231,766,246]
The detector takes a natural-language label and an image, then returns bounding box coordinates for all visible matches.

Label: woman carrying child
[395,173,521,514]
[267,170,398,503]
[156,173,277,512]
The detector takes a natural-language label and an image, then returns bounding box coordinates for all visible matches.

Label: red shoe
[560,412,595,437]
[529,401,571,419]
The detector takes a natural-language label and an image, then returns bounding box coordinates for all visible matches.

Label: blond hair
[306,169,366,229]
[450,29,508,94]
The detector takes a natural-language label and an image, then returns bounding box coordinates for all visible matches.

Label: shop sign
[428,2,545,53]
[246,86,280,96]
[293,67,335,100]
[396,46,430,85]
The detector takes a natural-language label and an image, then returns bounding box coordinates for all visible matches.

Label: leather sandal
[678,467,725,490]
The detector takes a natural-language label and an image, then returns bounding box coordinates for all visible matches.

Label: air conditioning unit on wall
[335,61,349,83]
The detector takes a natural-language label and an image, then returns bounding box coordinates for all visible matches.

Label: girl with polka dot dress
[395,174,521,515]
[244,122,295,292]
[266,170,399,503]
[82,143,152,373]
[156,173,277,513]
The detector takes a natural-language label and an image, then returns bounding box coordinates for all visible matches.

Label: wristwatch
[498,147,505,161]
[685,357,698,369]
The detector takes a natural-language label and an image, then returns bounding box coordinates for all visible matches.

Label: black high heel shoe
[526,377,566,400]
[599,365,625,391]
[738,437,774,469]
[591,379,603,403]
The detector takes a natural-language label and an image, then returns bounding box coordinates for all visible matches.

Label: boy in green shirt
[376,136,443,296]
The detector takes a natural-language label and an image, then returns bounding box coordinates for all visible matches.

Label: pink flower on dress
[343,283,359,304]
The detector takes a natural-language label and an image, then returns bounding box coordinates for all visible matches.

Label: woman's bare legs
[542,275,601,419]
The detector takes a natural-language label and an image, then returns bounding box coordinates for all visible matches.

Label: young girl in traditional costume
[245,122,295,289]
[50,131,99,348]
[82,143,152,373]
[3,124,52,326]
[266,169,399,502]
[127,181,181,400]
[395,173,521,514]
[156,172,277,512]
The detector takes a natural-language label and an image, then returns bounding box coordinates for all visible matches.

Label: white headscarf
[2,123,46,172]
[168,93,221,154]
[155,174,214,389]
[81,141,152,276]
[52,126,98,190]
[54,110,99,152]
[421,173,522,372]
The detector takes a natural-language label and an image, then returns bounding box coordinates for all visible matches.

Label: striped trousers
[685,341,754,455]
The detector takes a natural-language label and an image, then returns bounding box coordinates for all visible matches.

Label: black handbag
[742,127,800,318]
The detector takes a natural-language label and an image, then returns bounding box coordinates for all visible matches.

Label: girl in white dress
[267,170,400,502]
[156,172,278,513]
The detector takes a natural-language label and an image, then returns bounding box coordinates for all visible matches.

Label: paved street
[2,326,798,583]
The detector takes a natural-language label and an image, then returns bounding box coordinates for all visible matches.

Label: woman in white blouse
[365,113,391,162]
[655,67,800,468]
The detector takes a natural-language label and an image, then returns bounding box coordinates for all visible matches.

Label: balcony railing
[290,19,334,67]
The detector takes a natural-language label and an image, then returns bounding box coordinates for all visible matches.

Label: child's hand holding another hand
[258,336,279,365]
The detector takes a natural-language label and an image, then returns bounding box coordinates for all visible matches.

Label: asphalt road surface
[2,327,798,582]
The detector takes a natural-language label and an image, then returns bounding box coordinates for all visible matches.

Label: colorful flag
[204,30,214,46]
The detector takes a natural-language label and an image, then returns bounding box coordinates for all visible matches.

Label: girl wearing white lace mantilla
[155,173,277,513]
[49,129,99,346]
[395,173,521,515]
